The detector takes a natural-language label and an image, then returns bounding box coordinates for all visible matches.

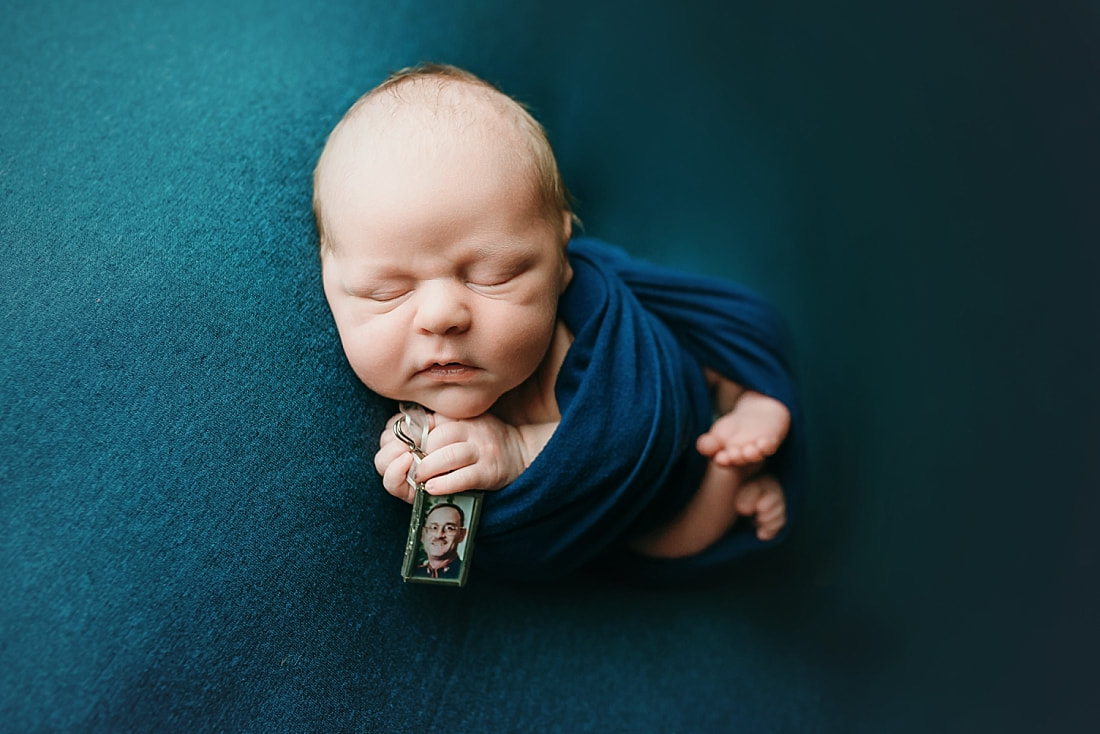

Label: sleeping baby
[313,64,801,572]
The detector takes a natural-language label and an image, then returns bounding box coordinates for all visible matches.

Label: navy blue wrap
[476,237,807,579]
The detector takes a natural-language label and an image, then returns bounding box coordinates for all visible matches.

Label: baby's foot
[696,390,790,466]
[733,474,787,541]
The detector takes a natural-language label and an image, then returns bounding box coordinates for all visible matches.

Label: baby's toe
[737,442,764,464]
[696,433,722,457]
[757,502,785,525]
[717,446,743,465]
[756,490,783,515]
[745,438,779,464]
[755,508,786,538]
[728,440,771,466]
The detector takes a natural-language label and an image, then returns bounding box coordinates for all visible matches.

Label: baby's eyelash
[469,275,511,287]
[368,289,410,302]
[467,264,529,288]
[347,283,408,302]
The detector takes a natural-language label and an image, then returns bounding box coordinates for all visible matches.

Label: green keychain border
[401,487,484,587]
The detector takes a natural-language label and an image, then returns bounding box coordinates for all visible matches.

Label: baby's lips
[419,359,473,372]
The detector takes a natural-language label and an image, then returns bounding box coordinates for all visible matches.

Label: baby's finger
[379,446,412,486]
[424,464,486,496]
[421,419,469,454]
[374,438,411,477]
[415,441,477,483]
[381,452,417,503]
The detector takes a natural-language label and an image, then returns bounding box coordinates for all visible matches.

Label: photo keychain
[392,402,483,587]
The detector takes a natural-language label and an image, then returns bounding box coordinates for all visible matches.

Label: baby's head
[314,64,577,418]
[314,64,577,254]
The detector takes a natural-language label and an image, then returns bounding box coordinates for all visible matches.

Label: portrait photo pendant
[393,402,483,588]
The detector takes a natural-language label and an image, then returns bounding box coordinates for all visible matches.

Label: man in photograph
[414,503,467,580]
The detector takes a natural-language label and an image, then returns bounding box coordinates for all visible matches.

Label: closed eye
[367,290,409,302]
[468,274,513,288]
[466,260,530,290]
[346,283,412,303]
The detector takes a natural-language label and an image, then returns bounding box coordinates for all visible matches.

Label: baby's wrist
[515,421,558,469]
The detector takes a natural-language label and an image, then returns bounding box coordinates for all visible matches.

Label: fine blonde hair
[313,63,578,253]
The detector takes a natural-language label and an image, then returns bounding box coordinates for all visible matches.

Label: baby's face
[319,115,572,419]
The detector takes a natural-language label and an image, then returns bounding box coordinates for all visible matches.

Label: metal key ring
[393,416,427,459]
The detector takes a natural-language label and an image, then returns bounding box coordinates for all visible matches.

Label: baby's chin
[410,390,499,420]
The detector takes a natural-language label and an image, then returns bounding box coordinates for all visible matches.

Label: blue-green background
[3,1,1097,731]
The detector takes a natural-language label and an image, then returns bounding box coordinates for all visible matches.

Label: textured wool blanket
[472,237,806,580]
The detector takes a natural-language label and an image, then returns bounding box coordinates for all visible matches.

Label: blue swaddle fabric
[475,237,806,579]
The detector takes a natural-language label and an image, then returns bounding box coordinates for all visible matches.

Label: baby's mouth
[421,362,479,381]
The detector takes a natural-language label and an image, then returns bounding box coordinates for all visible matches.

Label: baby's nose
[414,280,472,335]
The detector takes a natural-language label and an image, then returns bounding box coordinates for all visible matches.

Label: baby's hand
[416,413,529,494]
[374,411,529,502]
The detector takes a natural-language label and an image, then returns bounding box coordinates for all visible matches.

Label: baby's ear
[559,255,574,292]
[561,210,573,242]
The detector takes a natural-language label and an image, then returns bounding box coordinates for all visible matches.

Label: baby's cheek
[353,350,397,386]
[343,331,400,388]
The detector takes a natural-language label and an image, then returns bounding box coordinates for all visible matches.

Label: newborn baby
[314,63,792,561]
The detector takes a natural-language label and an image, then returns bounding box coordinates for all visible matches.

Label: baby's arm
[375,412,556,501]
